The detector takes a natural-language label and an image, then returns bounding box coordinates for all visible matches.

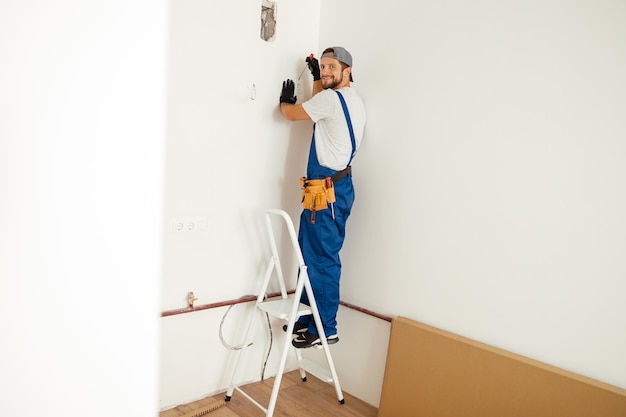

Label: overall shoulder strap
[335,91,357,165]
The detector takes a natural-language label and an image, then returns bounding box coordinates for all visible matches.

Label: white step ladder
[224,208,344,417]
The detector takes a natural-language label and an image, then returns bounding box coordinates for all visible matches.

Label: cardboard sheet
[379,316,626,417]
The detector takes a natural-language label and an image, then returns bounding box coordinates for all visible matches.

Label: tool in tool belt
[301,91,357,224]
[326,176,335,219]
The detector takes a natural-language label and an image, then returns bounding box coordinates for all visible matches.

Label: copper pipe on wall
[160,291,292,317]
[161,291,393,322]
[339,300,393,322]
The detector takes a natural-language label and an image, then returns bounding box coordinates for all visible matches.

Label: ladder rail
[226,247,281,399]
[264,260,309,416]
[255,256,276,304]
[233,386,268,414]
[226,210,295,402]
[259,209,294,298]
[266,208,305,266]
[302,269,344,402]
[225,306,259,399]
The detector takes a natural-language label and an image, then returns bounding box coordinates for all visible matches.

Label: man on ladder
[279,46,366,348]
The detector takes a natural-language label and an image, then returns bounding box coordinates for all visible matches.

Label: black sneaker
[282,321,308,335]
[291,331,339,349]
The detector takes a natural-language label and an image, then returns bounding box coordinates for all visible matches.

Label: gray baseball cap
[321,46,354,81]
[321,46,352,67]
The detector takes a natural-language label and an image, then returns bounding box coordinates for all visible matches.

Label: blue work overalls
[297,91,356,338]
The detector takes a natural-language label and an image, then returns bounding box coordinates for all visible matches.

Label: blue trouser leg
[297,177,354,337]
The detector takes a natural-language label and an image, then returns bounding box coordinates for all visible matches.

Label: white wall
[159,0,325,409]
[162,0,320,312]
[0,1,167,417]
[320,0,626,390]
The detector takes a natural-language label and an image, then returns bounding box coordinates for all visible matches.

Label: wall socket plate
[171,216,208,233]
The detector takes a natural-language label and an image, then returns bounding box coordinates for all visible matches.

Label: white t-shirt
[302,86,366,171]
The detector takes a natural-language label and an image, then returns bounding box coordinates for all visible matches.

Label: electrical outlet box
[171,216,208,233]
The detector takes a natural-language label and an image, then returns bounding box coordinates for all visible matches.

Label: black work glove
[279,79,297,104]
[306,55,320,81]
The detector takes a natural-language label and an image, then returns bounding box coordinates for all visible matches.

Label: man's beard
[322,73,344,90]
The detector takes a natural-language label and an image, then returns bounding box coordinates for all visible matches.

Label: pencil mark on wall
[260,0,276,42]
[248,83,256,100]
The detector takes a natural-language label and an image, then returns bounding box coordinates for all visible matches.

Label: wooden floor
[160,370,378,417]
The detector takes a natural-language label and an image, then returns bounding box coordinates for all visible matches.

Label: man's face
[320,57,347,90]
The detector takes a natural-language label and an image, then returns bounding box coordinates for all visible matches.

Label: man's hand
[280,79,297,104]
[306,55,320,81]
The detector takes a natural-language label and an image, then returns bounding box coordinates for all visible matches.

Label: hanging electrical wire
[260,299,273,381]
[219,298,254,350]
[218,294,275,381]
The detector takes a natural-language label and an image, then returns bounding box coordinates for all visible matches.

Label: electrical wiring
[260,304,273,381]
[218,302,253,350]
[218,294,275,381]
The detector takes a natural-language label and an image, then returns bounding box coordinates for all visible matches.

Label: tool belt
[300,166,351,223]
[300,177,336,211]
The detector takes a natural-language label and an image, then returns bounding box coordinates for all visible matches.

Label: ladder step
[298,358,334,383]
[258,297,312,319]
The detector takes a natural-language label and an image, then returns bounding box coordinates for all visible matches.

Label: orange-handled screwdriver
[326,177,335,220]
[298,53,315,80]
